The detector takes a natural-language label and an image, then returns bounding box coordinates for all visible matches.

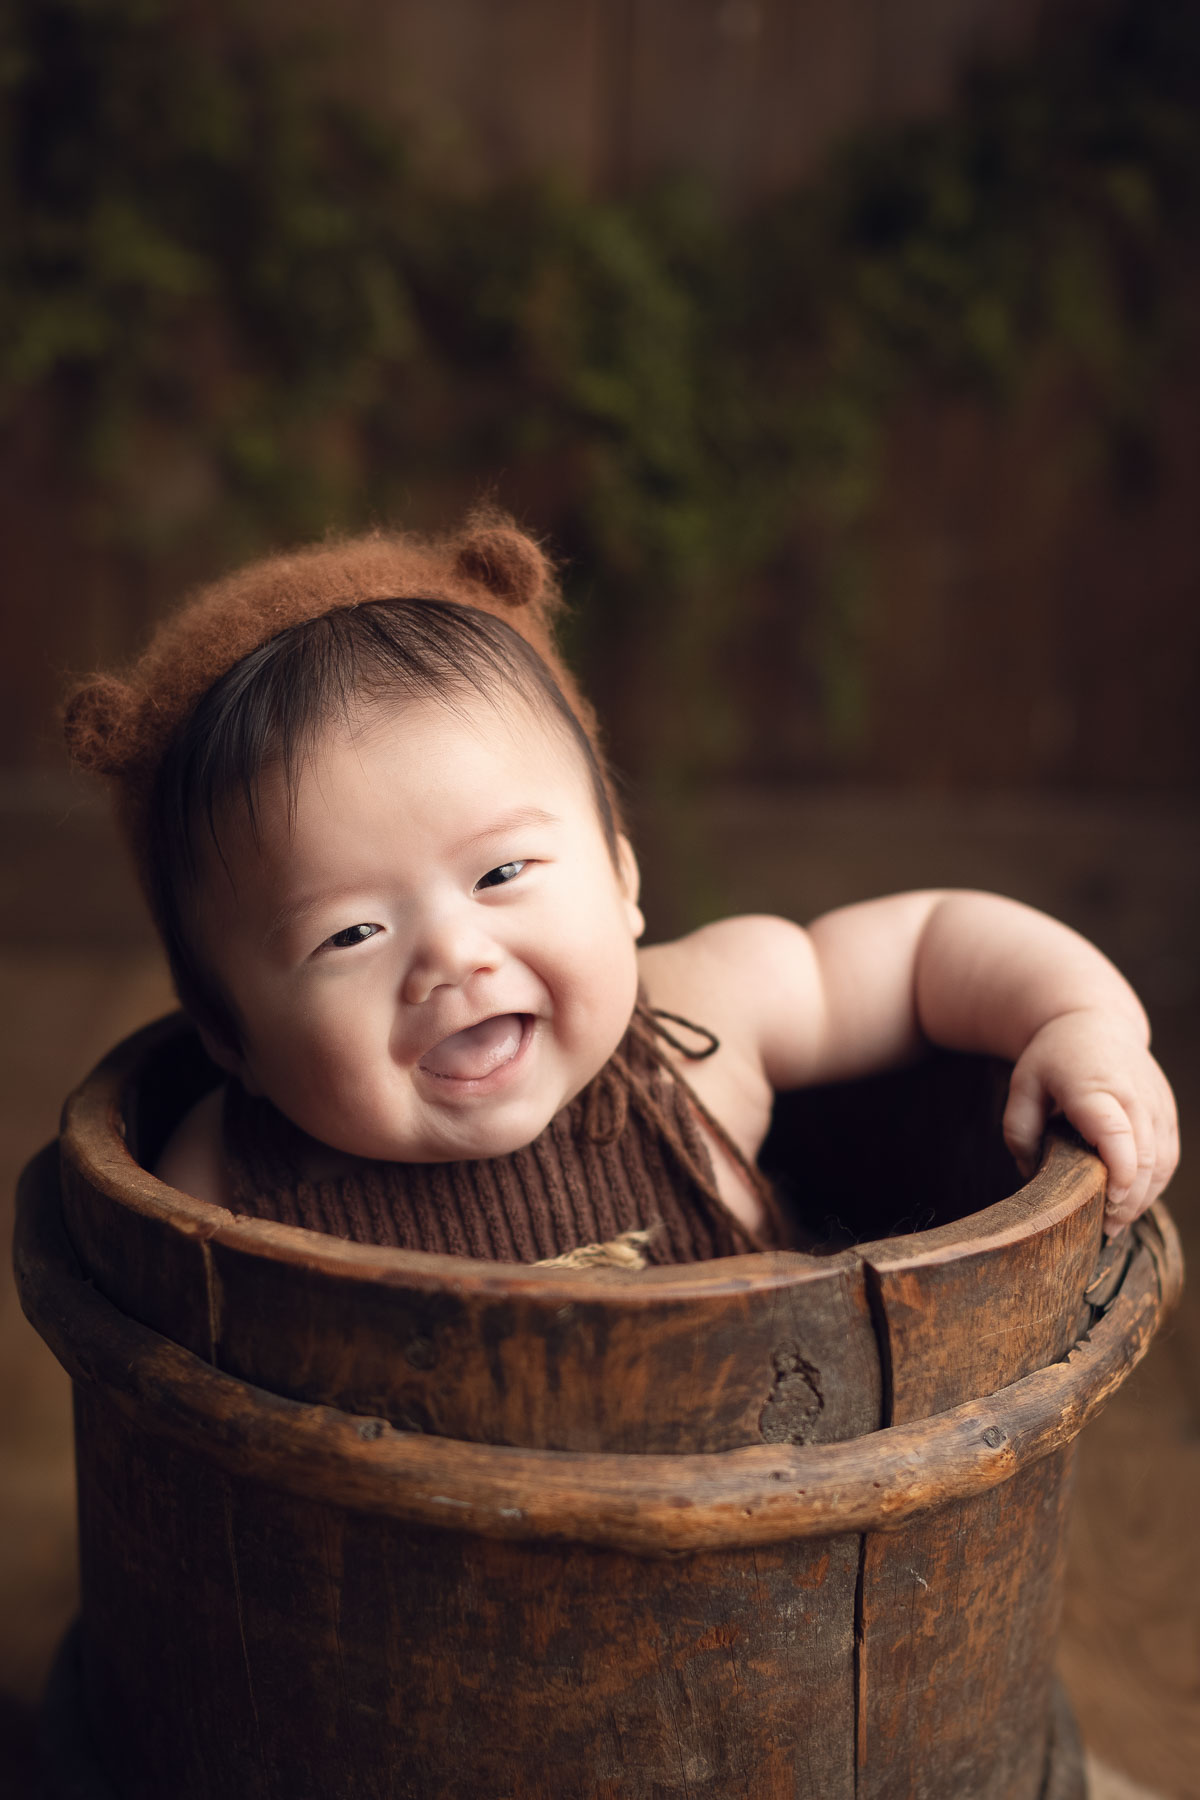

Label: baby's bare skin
[158,691,1179,1236]
[640,900,1178,1235]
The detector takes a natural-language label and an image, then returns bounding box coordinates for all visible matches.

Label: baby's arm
[155,1085,233,1208]
[723,892,1177,1228]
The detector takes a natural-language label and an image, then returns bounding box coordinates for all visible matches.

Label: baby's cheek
[287,1054,398,1154]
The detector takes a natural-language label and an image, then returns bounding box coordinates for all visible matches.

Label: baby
[64,511,1178,1261]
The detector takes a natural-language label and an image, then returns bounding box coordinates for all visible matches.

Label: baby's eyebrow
[263,888,367,947]
[457,806,561,852]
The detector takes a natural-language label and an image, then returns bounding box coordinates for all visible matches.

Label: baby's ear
[61,675,140,777]
[196,1023,247,1083]
[617,834,645,940]
[454,515,549,609]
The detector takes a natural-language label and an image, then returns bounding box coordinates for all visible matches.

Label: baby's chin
[301,1094,570,1167]
[401,1089,583,1163]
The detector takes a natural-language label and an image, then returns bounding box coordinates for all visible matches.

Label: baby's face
[194,689,644,1164]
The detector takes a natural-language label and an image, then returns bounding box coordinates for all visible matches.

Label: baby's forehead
[355,676,555,735]
[344,681,596,780]
[215,683,591,848]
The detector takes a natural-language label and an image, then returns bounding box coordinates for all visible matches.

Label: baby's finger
[1100,1093,1158,1225]
[1106,1087,1176,1227]
[1144,1065,1181,1209]
[1060,1088,1142,1211]
[1001,1073,1048,1178]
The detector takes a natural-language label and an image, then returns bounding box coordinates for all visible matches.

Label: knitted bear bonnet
[63,511,612,914]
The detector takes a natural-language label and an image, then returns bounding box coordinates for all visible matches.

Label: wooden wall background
[7,0,1196,800]
[255,0,1051,199]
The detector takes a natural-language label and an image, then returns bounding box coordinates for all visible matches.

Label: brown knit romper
[222,1004,790,1263]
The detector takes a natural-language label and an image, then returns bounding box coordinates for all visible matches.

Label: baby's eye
[323,923,381,950]
[475,861,526,891]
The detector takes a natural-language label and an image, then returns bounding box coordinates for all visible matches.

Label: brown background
[1,1,1197,1794]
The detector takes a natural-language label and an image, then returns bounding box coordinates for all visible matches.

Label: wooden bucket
[15,1014,1182,1800]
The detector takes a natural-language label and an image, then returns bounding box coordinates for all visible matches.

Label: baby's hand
[1002,1010,1179,1231]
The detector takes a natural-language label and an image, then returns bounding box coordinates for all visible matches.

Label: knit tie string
[581,1003,713,1148]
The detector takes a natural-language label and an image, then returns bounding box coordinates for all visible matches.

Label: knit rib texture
[222,1007,788,1263]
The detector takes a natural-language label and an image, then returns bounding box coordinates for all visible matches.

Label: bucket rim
[58,1009,1107,1300]
[16,1147,1181,1553]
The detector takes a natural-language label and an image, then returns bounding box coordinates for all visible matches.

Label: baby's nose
[401,912,502,1006]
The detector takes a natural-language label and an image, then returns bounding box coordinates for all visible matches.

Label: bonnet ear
[453,516,550,610]
[61,674,142,779]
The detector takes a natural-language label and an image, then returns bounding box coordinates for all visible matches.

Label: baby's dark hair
[150,598,622,1056]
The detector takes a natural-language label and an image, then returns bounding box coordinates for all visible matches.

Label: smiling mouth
[418,1013,531,1084]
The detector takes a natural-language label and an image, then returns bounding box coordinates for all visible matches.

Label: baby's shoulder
[638,914,821,1071]
[154,1083,233,1208]
[639,912,814,996]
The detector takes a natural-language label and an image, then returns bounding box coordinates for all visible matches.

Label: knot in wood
[404,1335,436,1371]
[758,1346,823,1446]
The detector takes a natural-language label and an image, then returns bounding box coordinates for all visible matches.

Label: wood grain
[75,1391,862,1800]
[16,1149,1179,1551]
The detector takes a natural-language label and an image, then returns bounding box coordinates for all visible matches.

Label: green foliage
[3,0,1199,770]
